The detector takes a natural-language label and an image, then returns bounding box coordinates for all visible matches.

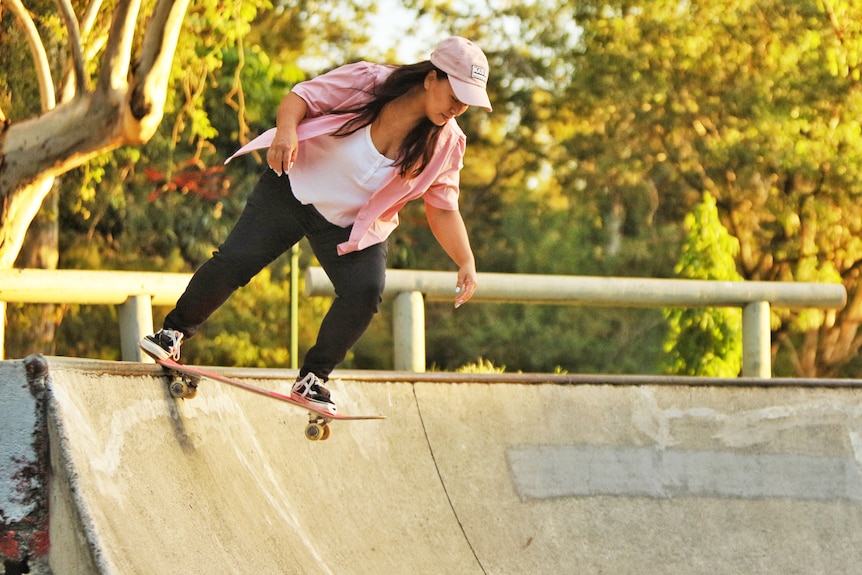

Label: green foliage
[559,0,862,376]
[424,301,666,374]
[456,358,507,374]
[671,193,744,283]
[408,0,862,376]
[661,193,743,376]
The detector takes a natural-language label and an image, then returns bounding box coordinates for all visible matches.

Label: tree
[402,0,862,376]
[548,0,861,376]
[1,0,197,267]
[0,0,277,358]
[661,192,743,376]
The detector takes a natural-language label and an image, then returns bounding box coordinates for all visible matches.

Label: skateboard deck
[153,356,385,441]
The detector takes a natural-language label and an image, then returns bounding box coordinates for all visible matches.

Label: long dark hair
[332,61,446,178]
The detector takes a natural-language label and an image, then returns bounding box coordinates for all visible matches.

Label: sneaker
[292,372,337,415]
[140,329,184,361]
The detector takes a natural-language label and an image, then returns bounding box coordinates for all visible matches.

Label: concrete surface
[0,358,51,574]
[5,356,862,574]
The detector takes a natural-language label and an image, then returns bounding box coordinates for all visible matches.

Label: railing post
[119,295,154,362]
[742,300,771,378]
[393,291,425,372]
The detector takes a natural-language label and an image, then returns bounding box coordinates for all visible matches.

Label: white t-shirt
[289,125,398,227]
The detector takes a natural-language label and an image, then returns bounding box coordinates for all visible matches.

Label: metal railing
[306,267,847,378]
[0,268,847,377]
[0,269,192,363]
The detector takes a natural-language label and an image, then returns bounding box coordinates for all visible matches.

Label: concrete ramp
[5,357,862,574]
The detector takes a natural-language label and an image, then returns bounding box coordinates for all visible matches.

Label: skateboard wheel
[321,424,331,441]
[169,379,187,398]
[305,422,325,441]
[167,374,198,399]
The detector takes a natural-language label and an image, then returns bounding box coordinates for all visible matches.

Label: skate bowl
[4,355,862,574]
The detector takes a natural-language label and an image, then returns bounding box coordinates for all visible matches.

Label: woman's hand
[267,128,298,176]
[454,264,478,308]
[268,92,308,175]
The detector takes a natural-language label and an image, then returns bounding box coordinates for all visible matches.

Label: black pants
[164,169,387,380]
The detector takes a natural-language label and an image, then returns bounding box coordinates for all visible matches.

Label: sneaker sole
[291,393,337,416]
[139,339,171,360]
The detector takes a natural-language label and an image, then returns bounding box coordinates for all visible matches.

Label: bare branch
[79,0,105,38]
[5,0,56,112]
[96,0,140,94]
[135,0,191,78]
[127,0,191,133]
[57,0,106,101]
[53,0,88,94]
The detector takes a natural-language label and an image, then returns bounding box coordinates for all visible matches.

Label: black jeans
[164,169,387,380]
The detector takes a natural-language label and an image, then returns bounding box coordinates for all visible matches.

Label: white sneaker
[292,373,337,415]
[140,329,184,361]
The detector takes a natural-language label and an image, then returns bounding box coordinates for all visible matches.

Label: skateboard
[152,356,385,441]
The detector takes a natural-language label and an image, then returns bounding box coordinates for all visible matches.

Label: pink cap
[430,37,492,112]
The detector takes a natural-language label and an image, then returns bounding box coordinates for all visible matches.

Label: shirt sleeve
[423,128,466,211]
[291,62,393,117]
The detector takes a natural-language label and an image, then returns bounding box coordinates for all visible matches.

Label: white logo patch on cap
[471,65,488,84]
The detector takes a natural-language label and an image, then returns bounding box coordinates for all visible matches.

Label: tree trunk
[6,186,60,358]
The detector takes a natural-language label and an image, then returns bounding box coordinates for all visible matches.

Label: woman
[141,36,491,415]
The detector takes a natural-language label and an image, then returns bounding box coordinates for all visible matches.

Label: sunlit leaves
[661,193,743,376]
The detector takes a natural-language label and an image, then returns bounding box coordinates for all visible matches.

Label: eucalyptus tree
[0,0,383,267]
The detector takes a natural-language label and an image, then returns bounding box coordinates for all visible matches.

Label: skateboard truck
[167,371,200,399]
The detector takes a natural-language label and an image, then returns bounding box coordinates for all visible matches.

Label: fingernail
[455,286,462,293]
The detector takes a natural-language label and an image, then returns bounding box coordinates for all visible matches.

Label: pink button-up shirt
[225,62,467,256]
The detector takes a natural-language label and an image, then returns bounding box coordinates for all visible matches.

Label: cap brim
[449,77,492,112]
